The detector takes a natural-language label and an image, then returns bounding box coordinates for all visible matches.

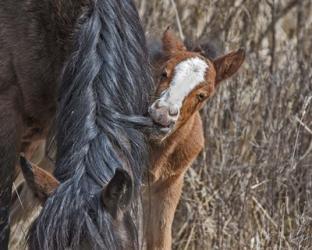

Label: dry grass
[138,0,312,249]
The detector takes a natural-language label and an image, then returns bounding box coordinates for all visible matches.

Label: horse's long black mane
[28,0,153,249]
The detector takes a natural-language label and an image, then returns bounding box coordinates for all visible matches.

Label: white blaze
[159,57,208,110]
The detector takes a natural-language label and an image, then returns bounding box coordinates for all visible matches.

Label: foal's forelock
[159,57,208,111]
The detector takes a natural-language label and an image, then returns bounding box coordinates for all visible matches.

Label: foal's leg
[145,174,184,250]
[0,96,22,250]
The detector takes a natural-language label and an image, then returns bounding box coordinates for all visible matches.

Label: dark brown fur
[1,0,153,248]
[0,1,84,246]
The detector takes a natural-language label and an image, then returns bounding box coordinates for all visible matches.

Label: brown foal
[144,29,245,250]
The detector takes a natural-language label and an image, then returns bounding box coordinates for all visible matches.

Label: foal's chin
[148,124,174,143]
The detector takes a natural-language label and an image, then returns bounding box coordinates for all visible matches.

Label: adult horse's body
[0,0,153,249]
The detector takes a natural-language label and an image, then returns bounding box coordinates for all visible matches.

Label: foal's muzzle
[148,100,179,130]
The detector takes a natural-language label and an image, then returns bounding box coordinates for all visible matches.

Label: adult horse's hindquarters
[0,0,153,249]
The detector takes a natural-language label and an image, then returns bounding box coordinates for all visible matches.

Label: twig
[12,182,24,210]
[257,0,298,47]
[295,116,312,135]
[170,0,184,41]
[291,96,312,169]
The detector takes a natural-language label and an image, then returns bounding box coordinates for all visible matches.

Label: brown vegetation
[138,0,312,249]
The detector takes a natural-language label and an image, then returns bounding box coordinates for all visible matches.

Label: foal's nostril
[169,106,178,116]
[154,100,161,109]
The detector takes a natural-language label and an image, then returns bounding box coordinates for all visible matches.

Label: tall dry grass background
[138,0,312,249]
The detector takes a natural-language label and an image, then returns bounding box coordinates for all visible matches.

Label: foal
[144,30,245,250]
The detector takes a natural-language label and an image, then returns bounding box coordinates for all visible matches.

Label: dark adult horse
[0,0,153,249]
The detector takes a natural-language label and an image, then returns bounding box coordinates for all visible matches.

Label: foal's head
[19,156,136,249]
[149,30,245,138]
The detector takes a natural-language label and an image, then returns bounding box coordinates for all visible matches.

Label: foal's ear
[213,48,245,84]
[20,155,59,204]
[102,169,133,219]
[162,27,186,54]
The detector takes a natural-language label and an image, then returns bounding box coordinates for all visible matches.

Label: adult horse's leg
[0,92,22,250]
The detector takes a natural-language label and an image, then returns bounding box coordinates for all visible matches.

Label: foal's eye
[197,93,206,102]
[160,69,168,80]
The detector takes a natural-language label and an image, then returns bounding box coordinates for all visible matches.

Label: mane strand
[28,0,153,249]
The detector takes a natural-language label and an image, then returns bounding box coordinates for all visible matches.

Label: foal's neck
[152,111,199,153]
[149,111,203,183]
[168,113,198,146]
